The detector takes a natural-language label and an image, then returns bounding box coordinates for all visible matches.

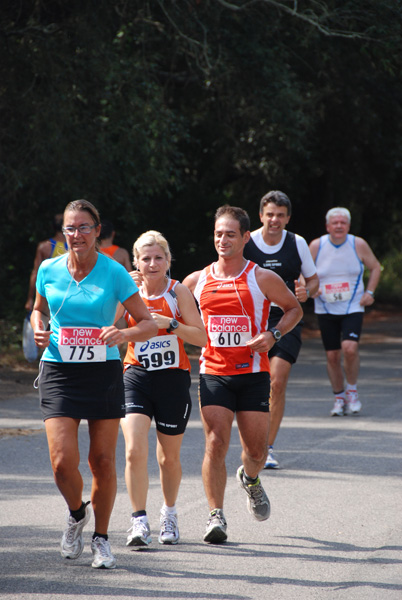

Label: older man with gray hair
[309,207,381,416]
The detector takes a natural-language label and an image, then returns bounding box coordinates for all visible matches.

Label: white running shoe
[345,389,362,414]
[203,509,227,544]
[60,504,91,559]
[264,446,279,469]
[158,510,179,545]
[126,516,152,548]
[330,396,345,416]
[91,537,116,569]
[236,466,270,521]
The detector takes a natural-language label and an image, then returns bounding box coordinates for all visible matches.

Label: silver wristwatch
[268,327,282,343]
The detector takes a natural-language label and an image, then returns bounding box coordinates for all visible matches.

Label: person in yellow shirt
[25,214,67,312]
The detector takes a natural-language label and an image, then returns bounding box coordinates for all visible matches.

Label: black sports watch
[268,327,282,343]
[166,318,179,333]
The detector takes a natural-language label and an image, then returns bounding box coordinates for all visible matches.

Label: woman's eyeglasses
[62,224,97,236]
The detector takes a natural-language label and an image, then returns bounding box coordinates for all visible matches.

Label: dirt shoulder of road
[0,364,38,398]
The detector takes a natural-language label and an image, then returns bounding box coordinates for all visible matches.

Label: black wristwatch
[166,318,179,333]
[268,327,282,343]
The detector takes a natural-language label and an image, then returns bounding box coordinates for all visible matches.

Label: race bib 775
[58,327,106,362]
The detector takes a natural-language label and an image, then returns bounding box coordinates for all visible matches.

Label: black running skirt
[39,360,125,421]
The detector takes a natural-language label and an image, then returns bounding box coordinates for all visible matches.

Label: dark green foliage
[1,0,402,318]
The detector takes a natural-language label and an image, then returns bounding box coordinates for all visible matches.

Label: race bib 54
[323,282,352,303]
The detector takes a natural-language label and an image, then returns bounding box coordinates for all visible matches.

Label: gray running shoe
[236,466,270,521]
[60,504,91,559]
[91,537,116,569]
[203,509,227,544]
[158,510,179,545]
[126,516,152,548]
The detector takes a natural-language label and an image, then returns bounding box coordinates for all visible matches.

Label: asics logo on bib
[139,339,172,352]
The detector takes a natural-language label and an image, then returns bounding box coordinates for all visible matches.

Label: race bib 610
[208,315,252,347]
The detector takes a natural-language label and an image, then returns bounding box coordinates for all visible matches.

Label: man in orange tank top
[99,220,131,271]
[183,205,302,544]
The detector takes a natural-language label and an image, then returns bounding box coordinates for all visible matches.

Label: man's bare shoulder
[354,236,380,265]
[254,265,288,297]
[114,246,130,258]
[354,235,370,250]
[36,239,53,260]
[114,247,132,270]
[182,270,203,292]
[255,265,283,283]
[308,237,320,258]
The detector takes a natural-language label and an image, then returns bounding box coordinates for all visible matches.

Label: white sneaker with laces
[264,446,279,469]
[158,509,179,545]
[345,389,362,414]
[60,503,91,560]
[91,536,116,569]
[330,396,345,416]
[126,516,152,548]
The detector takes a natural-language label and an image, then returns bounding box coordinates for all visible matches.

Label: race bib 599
[134,335,180,371]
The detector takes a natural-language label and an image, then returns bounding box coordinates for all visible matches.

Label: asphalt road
[1,316,401,600]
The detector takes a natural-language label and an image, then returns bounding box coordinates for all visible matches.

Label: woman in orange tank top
[120,230,207,548]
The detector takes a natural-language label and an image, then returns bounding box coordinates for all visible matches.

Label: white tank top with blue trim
[314,234,364,315]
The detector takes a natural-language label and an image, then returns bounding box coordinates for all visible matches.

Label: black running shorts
[317,312,364,351]
[268,308,303,365]
[199,372,270,412]
[39,360,125,421]
[124,366,192,435]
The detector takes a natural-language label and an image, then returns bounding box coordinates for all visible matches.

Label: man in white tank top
[244,191,319,469]
[309,207,381,416]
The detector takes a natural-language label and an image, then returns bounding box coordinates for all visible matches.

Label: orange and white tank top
[194,261,270,376]
[124,279,191,372]
[101,244,119,258]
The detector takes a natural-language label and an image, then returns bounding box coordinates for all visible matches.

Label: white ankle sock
[162,504,176,515]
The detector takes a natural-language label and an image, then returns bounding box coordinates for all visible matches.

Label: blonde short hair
[326,207,351,224]
[133,230,172,269]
